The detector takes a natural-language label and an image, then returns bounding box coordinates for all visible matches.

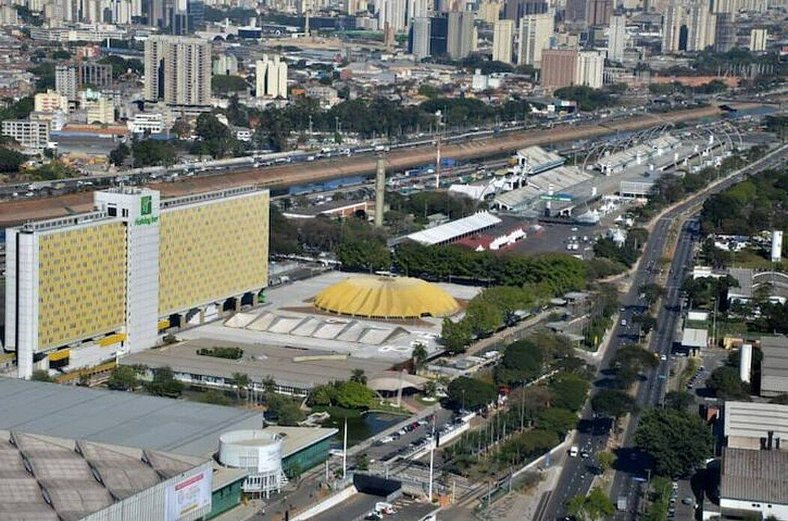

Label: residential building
[749,28,767,51]
[55,64,78,100]
[127,113,165,134]
[4,186,270,379]
[144,35,211,107]
[477,0,501,23]
[34,90,69,113]
[1,120,50,152]
[379,0,407,33]
[540,49,577,90]
[255,55,288,99]
[492,19,515,64]
[213,54,239,76]
[714,13,735,52]
[447,11,474,60]
[575,50,604,88]
[78,62,113,89]
[565,0,586,22]
[687,4,716,52]
[607,14,626,62]
[85,96,114,124]
[586,0,612,26]
[517,12,553,67]
[504,0,548,20]
[409,17,431,60]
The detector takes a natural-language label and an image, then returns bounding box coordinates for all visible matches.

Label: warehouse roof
[724,401,788,441]
[0,378,263,458]
[720,447,788,505]
[681,328,708,348]
[760,336,788,396]
[405,211,501,246]
[0,430,206,521]
[516,146,565,174]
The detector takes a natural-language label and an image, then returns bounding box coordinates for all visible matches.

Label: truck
[569,446,579,457]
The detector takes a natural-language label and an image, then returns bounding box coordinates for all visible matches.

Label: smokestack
[374,156,386,227]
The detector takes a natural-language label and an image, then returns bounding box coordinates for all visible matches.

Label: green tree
[634,408,713,477]
[109,142,130,166]
[31,370,53,382]
[308,384,336,406]
[334,380,377,409]
[211,74,249,95]
[412,343,428,372]
[445,376,497,411]
[567,487,615,520]
[591,389,638,419]
[336,234,391,272]
[350,369,367,385]
[354,452,370,471]
[495,339,544,386]
[664,390,694,410]
[146,366,184,398]
[194,113,235,159]
[707,366,749,400]
[170,118,192,139]
[640,283,666,305]
[231,372,250,402]
[536,407,578,436]
[107,366,139,391]
[441,317,472,354]
[0,147,26,173]
[131,140,176,168]
[548,372,590,412]
[597,451,616,473]
[613,344,658,388]
[265,393,305,425]
[198,390,231,405]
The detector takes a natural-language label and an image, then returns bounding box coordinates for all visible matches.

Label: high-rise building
[710,0,737,16]
[407,0,428,25]
[409,17,431,60]
[4,186,270,379]
[607,14,625,62]
[379,0,407,33]
[255,55,288,99]
[34,90,69,113]
[713,12,735,52]
[144,35,211,107]
[213,54,239,76]
[585,0,612,26]
[565,0,586,22]
[429,15,449,56]
[687,4,715,51]
[662,1,684,53]
[477,1,501,23]
[517,12,553,67]
[78,62,113,90]
[447,11,474,59]
[504,0,548,19]
[575,50,604,88]
[749,28,767,51]
[540,48,578,90]
[492,19,515,64]
[55,65,78,100]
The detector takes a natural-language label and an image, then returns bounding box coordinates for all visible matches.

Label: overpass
[0,104,747,227]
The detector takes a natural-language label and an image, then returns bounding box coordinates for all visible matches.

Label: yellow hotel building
[5,186,269,379]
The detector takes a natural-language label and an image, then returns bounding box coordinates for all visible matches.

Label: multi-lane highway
[542,143,788,520]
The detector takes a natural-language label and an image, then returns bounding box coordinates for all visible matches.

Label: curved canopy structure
[313,276,460,319]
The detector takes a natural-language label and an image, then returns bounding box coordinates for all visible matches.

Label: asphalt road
[542,143,788,520]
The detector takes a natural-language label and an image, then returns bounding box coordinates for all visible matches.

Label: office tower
[492,19,515,63]
[540,48,577,90]
[713,12,734,52]
[409,17,431,60]
[504,0,547,19]
[687,4,715,51]
[187,0,204,30]
[607,14,625,62]
[447,11,474,59]
[749,28,767,51]
[429,15,449,56]
[5,187,270,379]
[662,1,684,53]
[565,0,586,22]
[144,36,211,107]
[55,65,78,100]
[379,0,407,32]
[575,50,604,88]
[517,12,553,67]
[255,55,288,99]
[78,62,113,90]
[477,1,501,23]
[585,0,611,26]
[408,0,428,25]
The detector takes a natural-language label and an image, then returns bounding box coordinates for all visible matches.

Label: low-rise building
[760,336,788,398]
[127,113,166,134]
[33,89,69,113]
[1,119,50,153]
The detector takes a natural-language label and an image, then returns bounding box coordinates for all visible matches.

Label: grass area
[713,319,748,339]
[685,320,708,329]
[728,248,788,270]
[643,476,673,521]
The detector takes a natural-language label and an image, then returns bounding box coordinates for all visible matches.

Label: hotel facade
[5,186,269,378]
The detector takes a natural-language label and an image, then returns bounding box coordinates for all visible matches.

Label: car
[621,319,628,327]
[672,482,679,490]
[569,446,579,457]
[660,354,668,361]
[581,451,590,458]
[681,496,694,506]
[620,306,626,312]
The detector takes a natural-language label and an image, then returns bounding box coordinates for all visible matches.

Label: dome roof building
[313,276,460,319]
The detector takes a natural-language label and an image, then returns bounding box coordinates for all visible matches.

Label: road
[542,143,788,520]
[0,105,733,227]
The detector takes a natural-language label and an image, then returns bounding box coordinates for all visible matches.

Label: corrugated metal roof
[680,328,708,348]
[405,211,501,246]
[761,336,788,396]
[724,401,788,441]
[720,447,788,504]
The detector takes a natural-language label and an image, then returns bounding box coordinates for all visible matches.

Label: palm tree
[231,372,249,403]
[350,369,367,385]
[411,343,428,373]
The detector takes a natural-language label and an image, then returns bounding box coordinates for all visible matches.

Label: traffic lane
[366,409,454,462]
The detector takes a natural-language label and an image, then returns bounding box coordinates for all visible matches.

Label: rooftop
[681,328,708,348]
[404,211,501,246]
[720,447,788,505]
[267,426,338,457]
[0,378,262,458]
[760,336,788,396]
[724,400,788,441]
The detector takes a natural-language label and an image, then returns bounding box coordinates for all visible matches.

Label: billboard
[166,470,212,521]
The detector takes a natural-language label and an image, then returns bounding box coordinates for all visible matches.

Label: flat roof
[0,378,263,458]
[267,426,338,457]
[720,447,788,505]
[405,211,502,246]
[681,327,708,348]
[120,339,394,392]
[724,401,788,440]
[760,336,788,395]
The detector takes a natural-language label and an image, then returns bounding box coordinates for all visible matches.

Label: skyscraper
[662,1,684,53]
[687,4,715,52]
[429,15,449,56]
[446,11,474,59]
[504,0,548,20]
[55,65,78,100]
[540,49,578,90]
[607,14,625,62]
[255,55,288,99]
[585,0,612,26]
[409,17,431,60]
[575,50,604,88]
[517,12,553,67]
[144,35,211,107]
[713,12,735,52]
[492,19,515,64]
[565,0,586,22]
[379,0,407,33]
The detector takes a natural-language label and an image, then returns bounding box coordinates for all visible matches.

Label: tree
[199,390,231,405]
[354,452,370,471]
[0,147,27,173]
[145,366,184,398]
[31,370,53,382]
[131,140,176,167]
[536,407,578,436]
[211,74,249,95]
[171,118,192,139]
[333,380,377,409]
[591,389,638,419]
[441,317,472,354]
[633,408,713,477]
[109,142,130,166]
[107,366,139,391]
[336,234,391,272]
[445,376,497,411]
[664,390,694,410]
[423,380,438,398]
[262,376,276,394]
[412,343,428,372]
[231,372,250,402]
[567,487,615,520]
[194,113,235,159]
[548,372,590,412]
[495,339,544,386]
[707,366,749,400]
[308,384,335,406]
[639,283,665,306]
[265,393,305,425]
[597,451,616,473]
[613,344,658,388]
[350,369,367,385]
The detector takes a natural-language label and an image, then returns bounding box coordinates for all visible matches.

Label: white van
[569,446,579,457]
